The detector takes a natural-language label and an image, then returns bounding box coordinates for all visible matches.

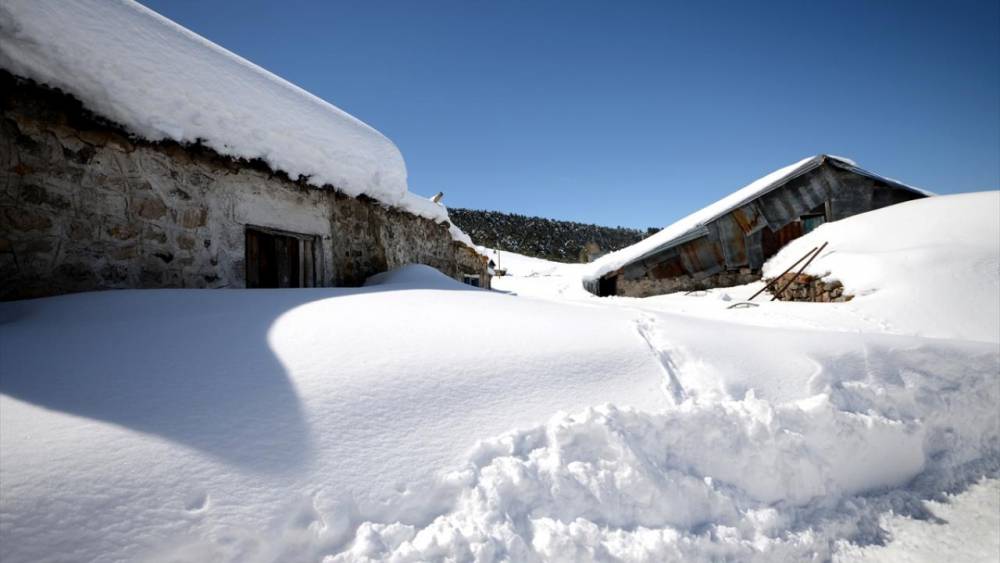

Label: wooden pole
[746,245,818,301]
[770,241,828,302]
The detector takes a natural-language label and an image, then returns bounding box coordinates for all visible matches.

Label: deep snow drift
[2,195,998,561]
[0,268,666,561]
[0,0,450,224]
[763,191,1000,342]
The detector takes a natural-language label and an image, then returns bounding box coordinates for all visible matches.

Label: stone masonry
[768,272,852,303]
[615,270,760,298]
[0,73,488,300]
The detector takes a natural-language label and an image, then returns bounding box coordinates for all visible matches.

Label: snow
[835,478,1000,563]
[0,0,465,234]
[2,194,998,561]
[478,247,593,300]
[364,263,477,289]
[0,273,666,561]
[584,155,928,282]
[448,219,477,248]
[762,191,1000,342]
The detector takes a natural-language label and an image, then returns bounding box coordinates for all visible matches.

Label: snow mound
[0,284,668,562]
[0,0,452,226]
[2,198,997,560]
[763,191,1000,342]
[584,155,928,282]
[2,273,997,560]
[364,264,473,290]
[333,339,999,561]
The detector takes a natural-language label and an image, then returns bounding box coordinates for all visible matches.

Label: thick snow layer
[3,193,998,561]
[835,478,1000,563]
[3,259,998,560]
[448,219,477,248]
[0,0,461,230]
[763,191,1000,342]
[584,155,926,282]
[0,274,667,562]
[334,371,997,561]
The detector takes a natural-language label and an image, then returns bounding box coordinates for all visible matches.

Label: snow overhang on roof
[583,155,931,282]
[0,0,471,238]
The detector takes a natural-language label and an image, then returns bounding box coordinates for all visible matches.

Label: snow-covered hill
[1,193,998,562]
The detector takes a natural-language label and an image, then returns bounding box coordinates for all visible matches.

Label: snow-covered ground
[835,478,999,563]
[2,193,998,562]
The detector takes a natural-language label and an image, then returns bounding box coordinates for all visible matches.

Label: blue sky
[139,0,999,229]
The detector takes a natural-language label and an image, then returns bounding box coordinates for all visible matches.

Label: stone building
[0,3,489,301]
[584,155,928,297]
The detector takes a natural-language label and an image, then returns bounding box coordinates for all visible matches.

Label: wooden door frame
[244,225,321,288]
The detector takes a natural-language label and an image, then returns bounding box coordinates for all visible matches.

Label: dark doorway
[598,274,617,297]
[760,221,805,260]
[245,227,317,288]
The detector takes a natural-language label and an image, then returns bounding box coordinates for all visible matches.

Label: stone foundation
[768,273,852,302]
[0,72,488,300]
[616,270,761,298]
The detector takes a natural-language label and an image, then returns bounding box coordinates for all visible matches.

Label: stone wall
[768,273,852,303]
[612,266,852,302]
[0,73,487,300]
[615,270,760,298]
[454,243,492,288]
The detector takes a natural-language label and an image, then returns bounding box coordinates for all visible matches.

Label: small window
[801,213,826,234]
[245,226,318,288]
[462,274,481,287]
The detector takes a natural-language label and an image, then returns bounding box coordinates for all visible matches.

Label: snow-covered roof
[584,154,930,281]
[0,0,455,228]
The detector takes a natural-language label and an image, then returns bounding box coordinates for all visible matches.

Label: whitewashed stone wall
[0,73,487,300]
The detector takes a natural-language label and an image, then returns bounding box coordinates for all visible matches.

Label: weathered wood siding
[602,158,925,297]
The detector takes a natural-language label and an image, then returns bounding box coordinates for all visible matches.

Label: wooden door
[246,228,306,288]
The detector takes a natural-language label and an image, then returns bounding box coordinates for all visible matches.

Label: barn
[0,1,489,301]
[584,155,929,297]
